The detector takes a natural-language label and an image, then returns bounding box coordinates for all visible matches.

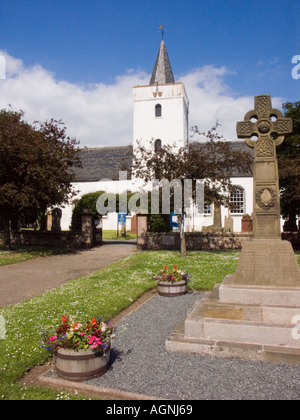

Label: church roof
[73,146,132,182]
[73,142,252,182]
[150,40,175,85]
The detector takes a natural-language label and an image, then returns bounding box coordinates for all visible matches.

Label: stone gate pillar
[81,213,96,247]
[137,213,148,250]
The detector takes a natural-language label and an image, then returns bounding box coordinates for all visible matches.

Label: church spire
[149,40,175,85]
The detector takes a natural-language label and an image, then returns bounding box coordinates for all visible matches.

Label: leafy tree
[71,190,137,232]
[0,108,81,248]
[278,101,300,231]
[71,191,110,230]
[133,123,253,256]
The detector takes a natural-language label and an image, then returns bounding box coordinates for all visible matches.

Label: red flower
[91,317,98,327]
[174,265,177,270]
[61,315,67,323]
[164,265,167,270]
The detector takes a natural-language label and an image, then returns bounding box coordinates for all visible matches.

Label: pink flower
[88,335,95,344]
[48,336,57,341]
[88,335,102,348]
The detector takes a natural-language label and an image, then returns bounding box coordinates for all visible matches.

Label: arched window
[230,186,245,214]
[154,139,162,153]
[155,104,162,117]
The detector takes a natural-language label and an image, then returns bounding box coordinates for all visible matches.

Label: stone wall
[0,214,101,249]
[141,231,300,251]
[145,232,253,251]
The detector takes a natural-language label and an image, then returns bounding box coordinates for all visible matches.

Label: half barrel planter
[157,279,187,297]
[53,344,110,382]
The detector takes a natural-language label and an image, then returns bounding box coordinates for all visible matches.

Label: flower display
[42,315,116,352]
[152,264,190,283]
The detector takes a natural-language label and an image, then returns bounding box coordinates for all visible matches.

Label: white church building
[60,40,253,233]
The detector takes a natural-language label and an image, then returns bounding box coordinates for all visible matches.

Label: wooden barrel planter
[53,345,110,382]
[157,279,187,297]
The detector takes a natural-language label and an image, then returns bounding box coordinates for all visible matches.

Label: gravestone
[202,202,223,233]
[224,216,233,232]
[166,95,300,363]
[51,208,62,232]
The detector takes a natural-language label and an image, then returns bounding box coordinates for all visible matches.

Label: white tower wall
[133,82,189,153]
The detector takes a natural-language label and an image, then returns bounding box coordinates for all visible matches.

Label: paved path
[0,241,137,308]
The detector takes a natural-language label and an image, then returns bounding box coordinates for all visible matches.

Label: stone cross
[236,95,292,239]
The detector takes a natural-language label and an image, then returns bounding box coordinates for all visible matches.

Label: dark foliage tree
[0,108,81,248]
[277,101,300,231]
[133,123,253,256]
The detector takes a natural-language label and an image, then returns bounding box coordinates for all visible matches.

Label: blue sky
[0,0,299,147]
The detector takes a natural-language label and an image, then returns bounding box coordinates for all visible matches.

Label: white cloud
[180,66,253,141]
[180,66,284,141]
[0,50,149,147]
[0,51,284,147]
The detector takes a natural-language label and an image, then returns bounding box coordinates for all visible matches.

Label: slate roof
[218,140,253,177]
[188,141,253,177]
[150,40,175,85]
[73,141,252,183]
[73,146,132,182]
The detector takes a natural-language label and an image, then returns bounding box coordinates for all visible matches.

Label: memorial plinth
[166,95,300,363]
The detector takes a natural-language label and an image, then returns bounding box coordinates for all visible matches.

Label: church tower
[133,40,189,154]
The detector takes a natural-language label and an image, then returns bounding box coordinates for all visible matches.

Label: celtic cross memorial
[236,94,292,239]
[176,95,300,364]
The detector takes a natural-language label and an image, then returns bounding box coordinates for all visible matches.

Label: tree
[277,101,300,231]
[133,123,253,256]
[0,108,82,248]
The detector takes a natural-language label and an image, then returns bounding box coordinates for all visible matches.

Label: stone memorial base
[166,240,300,364]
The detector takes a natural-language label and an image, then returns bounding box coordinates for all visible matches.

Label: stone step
[184,300,300,348]
[219,275,300,307]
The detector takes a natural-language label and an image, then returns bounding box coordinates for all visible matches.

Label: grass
[0,246,70,266]
[0,248,299,400]
[102,230,137,241]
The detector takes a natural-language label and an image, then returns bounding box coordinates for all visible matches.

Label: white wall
[187,177,253,233]
[61,176,253,233]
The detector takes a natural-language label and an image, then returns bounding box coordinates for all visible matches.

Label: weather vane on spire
[159,24,164,40]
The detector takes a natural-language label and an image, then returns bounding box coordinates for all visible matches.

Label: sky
[0,0,299,148]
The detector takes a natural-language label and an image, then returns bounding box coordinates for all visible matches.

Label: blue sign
[170,212,179,227]
[118,213,126,225]
[170,213,185,228]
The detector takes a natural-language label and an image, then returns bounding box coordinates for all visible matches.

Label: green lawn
[0,249,299,400]
[102,230,137,240]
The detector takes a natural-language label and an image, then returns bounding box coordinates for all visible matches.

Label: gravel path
[87,292,300,400]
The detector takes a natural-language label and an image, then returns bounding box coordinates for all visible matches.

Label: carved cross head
[236,95,293,151]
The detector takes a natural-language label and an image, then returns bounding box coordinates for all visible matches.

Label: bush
[71,191,106,230]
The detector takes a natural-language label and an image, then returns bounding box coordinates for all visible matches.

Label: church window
[154,139,162,153]
[197,201,212,215]
[155,104,162,117]
[230,186,245,214]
